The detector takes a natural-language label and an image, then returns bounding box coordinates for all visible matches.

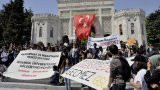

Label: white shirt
[98,51,103,58]
[134,69,148,90]
[71,48,77,57]
[1,51,9,62]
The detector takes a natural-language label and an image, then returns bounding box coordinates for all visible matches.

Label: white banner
[62,59,111,90]
[87,35,121,49]
[3,50,61,80]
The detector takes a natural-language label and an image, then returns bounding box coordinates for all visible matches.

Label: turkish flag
[74,14,96,40]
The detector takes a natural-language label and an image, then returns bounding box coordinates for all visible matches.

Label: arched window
[131,23,135,34]
[50,27,54,38]
[141,24,144,35]
[119,24,123,35]
[39,27,42,37]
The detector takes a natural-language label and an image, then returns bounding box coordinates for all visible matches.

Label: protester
[148,54,160,69]
[60,51,72,90]
[69,43,79,65]
[92,43,99,59]
[0,64,6,80]
[50,66,60,85]
[7,49,15,67]
[147,44,159,57]
[107,44,130,90]
[0,46,9,67]
[98,46,105,60]
[87,48,93,59]
[144,56,160,90]
[0,37,160,90]
[105,51,112,60]
[129,55,148,90]
[79,51,85,61]
[147,44,154,55]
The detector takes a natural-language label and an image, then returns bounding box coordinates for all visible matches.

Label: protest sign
[87,35,121,49]
[3,50,61,80]
[62,59,111,90]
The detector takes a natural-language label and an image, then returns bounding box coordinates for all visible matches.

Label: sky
[0,0,160,15]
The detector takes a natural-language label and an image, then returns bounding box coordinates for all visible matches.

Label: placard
[62,59,111,90]
[3,50,61,80]
[87,35,121,49]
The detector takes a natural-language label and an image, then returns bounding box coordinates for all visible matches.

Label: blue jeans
[64,67,71,90]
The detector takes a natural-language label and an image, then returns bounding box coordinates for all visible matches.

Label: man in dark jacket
[107,44,129,90]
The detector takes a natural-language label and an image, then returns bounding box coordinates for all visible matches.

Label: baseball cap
[131,55,147,62]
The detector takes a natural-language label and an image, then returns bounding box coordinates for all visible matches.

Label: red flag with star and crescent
[74,14,96,40]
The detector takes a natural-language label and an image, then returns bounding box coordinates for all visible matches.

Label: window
[39,27,42,37]
[119,24,123,35]
[131,23,135,34]
[141,24,144,35]
[50,27,53,38]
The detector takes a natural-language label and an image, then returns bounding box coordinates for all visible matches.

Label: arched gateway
[31,0,147,47]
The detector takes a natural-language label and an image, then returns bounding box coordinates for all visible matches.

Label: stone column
[69,10,72,37]
[99,8,103,36]
[31,22,34,44]
[111,9,114,34]
[136,16,143,46]
[35,21,38,43]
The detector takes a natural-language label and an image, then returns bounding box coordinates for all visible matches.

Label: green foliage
[0,0,33,45]
[146,9,160,44]
[81,40,87,45]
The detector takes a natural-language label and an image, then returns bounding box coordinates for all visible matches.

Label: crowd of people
[0,40,160,90]
[107,44,160,90]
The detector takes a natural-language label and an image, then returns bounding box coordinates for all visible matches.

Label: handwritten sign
[62,59,111,90]
[3,50,61,80]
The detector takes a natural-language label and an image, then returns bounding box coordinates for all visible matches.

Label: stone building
[31,14,60,46]
[31,0,147,46]
[58,0,114,39]
[114,9,147,46]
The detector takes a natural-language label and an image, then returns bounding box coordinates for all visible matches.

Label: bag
[110,83,126,90]
[118,56,131,82]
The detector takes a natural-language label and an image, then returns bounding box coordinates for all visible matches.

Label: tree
[23,9,33,44]
[146,9,160,44]
[0,0,33,45]
[0,11,3,43]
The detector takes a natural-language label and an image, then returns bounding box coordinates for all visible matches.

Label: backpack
[118,56,131,82]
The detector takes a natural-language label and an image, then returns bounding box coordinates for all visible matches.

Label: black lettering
[85,71,96,81]
[65,68,74,75]
[72,70,82,77]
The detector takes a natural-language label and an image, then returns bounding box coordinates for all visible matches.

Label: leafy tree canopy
[146,9,160,44]
[0,0,33,45]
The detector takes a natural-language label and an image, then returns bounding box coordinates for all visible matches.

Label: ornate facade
[58,0,114,39]
[31,0,147,46]
[31,14,60,46]
[114,9,147,46]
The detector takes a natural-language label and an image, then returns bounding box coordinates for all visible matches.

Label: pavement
[0,77,86,90]
[0,77,134,90]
